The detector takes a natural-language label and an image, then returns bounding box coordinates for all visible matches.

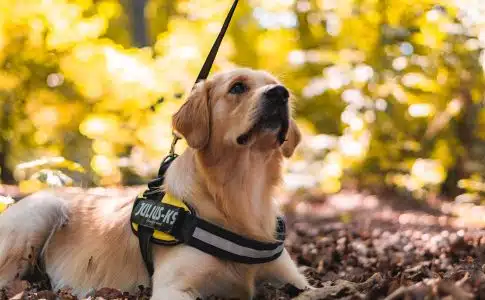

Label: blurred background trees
[1,0,485,202]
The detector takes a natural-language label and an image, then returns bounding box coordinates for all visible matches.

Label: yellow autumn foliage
[0,0,485,201]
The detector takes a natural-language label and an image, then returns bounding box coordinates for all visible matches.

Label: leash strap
[195,0,239,84]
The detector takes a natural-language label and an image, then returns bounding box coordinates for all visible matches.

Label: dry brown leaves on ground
[2,190,485,299]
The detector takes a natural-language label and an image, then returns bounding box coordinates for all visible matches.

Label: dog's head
[172,68,301,158]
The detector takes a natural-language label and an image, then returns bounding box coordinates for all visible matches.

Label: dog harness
[130,155,286,276]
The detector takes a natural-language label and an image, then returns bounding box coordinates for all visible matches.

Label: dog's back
[0,191,68,286]
[45,189,150,295]
[0,188,150,295]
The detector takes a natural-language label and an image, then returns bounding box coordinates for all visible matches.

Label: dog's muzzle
[237,85,290,145]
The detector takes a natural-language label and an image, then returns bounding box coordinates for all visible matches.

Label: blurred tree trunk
[130,0,148,47]
[0,150,14,184]
[0,98,15,184]
[441,88,475,198]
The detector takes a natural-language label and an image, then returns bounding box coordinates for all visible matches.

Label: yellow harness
[131,193,193,244]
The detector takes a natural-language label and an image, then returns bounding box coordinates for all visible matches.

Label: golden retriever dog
[0,68,308,299]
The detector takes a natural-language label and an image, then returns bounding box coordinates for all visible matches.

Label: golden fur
[0,68,307,299]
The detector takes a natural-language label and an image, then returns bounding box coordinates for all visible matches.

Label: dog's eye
[229,82,247,95]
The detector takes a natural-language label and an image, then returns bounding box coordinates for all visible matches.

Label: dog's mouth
[237,106,289,146]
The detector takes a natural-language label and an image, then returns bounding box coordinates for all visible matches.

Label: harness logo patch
[134,202,179,226]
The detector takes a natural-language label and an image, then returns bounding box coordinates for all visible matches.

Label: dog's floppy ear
[281,119,301,157]
[172,81,211,149]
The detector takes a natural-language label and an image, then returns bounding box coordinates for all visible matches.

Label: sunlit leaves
[32,169,73,186]
[458,174,485,194]
[401,73,439,92]
[0,195,14,213]
[408,103,435,118]
[411,159,446,185]
[431,139,454,170]
[80,114,120,139]
[319,151,343,194]
[97,1,123,20]
[15,156,84,174]
[257,30,297,72]
[91,154,117,177]
[48,17,107,50]
[0,72,21,90]
[61,43,163,107]
[14,156,83,192]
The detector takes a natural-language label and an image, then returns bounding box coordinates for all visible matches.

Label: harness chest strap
[131,194,286,265]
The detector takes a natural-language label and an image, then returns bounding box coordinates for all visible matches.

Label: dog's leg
[0,191,68,287]
[150,247,205,300]
[151,246,256,299]
[257,249,310,290]
[151,287,195,300]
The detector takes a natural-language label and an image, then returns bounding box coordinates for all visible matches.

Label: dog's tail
[0,191,68,287]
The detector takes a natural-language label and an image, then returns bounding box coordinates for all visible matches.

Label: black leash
[195,0,239,84]
[136,0,239,278]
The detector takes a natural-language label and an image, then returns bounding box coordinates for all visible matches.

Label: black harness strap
[176,215,286,264]
[137,226,155,276]
[136,155,177,277]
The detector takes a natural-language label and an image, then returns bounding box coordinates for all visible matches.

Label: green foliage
[1,0,485,200]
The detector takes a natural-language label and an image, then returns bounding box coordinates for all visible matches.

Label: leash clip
[169,132,181,157]
[156,134,180,178]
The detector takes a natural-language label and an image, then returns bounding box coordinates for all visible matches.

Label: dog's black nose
[265,85,289,104]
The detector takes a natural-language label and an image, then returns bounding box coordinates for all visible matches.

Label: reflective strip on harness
[192,227,285,259]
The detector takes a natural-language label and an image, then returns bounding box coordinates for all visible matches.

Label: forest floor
[1,186,485,300]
